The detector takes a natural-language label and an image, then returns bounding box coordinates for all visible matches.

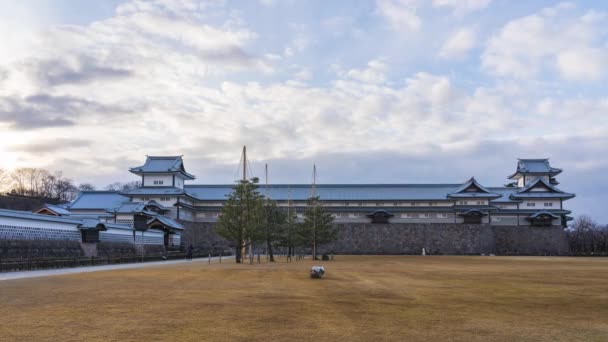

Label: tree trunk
[267,237,275,262]
[235,242,242,264]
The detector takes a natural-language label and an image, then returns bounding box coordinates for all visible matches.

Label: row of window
[458,201,486,205]
[526,202,554,207]
[153,180,164,185]
[401,213,449,219]
[333,213,453,219]
[141,197,172,201]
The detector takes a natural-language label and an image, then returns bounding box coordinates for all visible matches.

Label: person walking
[186,244,193,260]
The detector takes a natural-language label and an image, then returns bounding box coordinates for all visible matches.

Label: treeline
[566,216,608,256]
[215,177,337,263]
[0,167,141,203]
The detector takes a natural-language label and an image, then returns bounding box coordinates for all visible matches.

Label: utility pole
[240,145,247,263]
[243,146,254,264]
[242,146,247,182]
[312,164,317,260]
[265,163,269,261]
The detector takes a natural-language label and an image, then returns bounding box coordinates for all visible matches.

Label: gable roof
[113,201,146,214]
[509,158,562,179]
[147,215,184,230]
[34,203,72,216]
[527,211,560,219]
[447,177,501,199]
[510,178,575,199]
[129,156,195,180]
[68,191,129,211]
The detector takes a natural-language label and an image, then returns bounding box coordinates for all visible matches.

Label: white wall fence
[0,214,178,246]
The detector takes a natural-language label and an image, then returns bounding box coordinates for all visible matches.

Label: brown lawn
[0,256,607,342]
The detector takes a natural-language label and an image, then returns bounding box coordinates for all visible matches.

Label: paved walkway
[0,256,232,281]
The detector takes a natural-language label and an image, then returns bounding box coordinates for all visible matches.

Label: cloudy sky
[0,0,607,221]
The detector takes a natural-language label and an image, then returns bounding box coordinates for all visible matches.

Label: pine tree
[277,202,299,259]
[301,196,336,260]
[263,201,286,262]
[216,177,265,264]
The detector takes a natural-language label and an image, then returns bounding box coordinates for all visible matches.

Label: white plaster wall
[522,200,560,209]
[132,196,177,206]
[143,174,173,187]
[0,216,81,241]
[1,216,79,231]
[494,204,519,210]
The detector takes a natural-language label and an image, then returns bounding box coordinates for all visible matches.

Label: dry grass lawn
[1,256,607,341]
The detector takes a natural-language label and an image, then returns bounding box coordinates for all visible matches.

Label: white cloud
[1,0,608,221]
[557,48,608,81]
[376,0,422,31]
[345,59,389,84]
[482,3,608,80]
[439,28,476,60]
[432,0,491,15]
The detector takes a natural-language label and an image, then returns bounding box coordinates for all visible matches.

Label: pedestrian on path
[186,244,193,260]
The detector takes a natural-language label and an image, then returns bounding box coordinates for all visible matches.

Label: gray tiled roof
[0,209,134,231]
[68,191,129,210]
[511,178,575,199]
[113,202,146,213]
[509,159,562,178]
[528,211,560,219]
[37,203,72,215]
[447,177,501,199]
[78,218,106,230]
[0,209,83,224]
[185,184,468,201]
[488,187,522,203]
[147,215,184,230]
[129,156,195,180]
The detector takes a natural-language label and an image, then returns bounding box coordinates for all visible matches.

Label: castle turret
[129,156,195,189]
[508,159,562,187]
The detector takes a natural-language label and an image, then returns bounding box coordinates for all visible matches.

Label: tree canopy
[301,196,336,260]
[215,177,265,264]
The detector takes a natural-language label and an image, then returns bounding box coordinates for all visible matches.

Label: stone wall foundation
[179,222,570,256]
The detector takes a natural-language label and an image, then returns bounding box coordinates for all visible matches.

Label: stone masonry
[182,222,570,256]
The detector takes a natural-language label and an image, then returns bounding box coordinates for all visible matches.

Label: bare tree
[78,183,96,191]
[567,215,608,255]
[0,168,7,192]
[54,178,78,202]
[105,181,141,192]
[8,168,77,201]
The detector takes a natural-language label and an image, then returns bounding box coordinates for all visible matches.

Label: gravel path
[0,255,232,281]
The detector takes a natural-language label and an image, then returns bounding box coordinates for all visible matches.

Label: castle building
[0,156,575,253]
[115,156,574,227]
